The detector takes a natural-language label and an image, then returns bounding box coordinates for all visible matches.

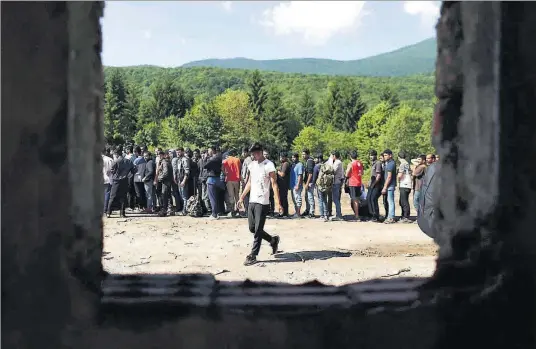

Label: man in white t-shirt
[237,143,282,266]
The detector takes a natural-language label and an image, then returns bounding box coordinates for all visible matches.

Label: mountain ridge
[181,38,436,77]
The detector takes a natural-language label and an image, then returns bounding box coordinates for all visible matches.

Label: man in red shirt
[223,149,242,217]
[345,150,364,221]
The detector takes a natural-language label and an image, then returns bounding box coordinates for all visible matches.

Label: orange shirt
[348,160,363,187]
[223,156,241,182]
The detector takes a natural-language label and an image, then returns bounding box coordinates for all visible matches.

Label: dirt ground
[103,193,437,286]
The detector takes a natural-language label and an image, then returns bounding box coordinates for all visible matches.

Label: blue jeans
[103,183,111,213]
[305,185,315,215]
[413,190,421,215]
[292,187,303,213]
[387,187,395,219]
[332,183,342,218]
[144,181,155,211]
[317,188,328,217]
[179,183,189,213]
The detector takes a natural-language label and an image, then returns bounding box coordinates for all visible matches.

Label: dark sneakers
[244,255,257,266]
[270,235,280,255]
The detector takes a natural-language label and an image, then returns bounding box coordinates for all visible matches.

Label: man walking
[237,143,281,266]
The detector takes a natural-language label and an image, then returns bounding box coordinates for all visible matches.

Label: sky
[101,1,440,67]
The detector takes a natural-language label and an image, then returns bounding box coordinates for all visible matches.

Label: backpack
[186,195,204,217]
[316,163,334,193]
[399,162,412,189]
[418,163,437,238]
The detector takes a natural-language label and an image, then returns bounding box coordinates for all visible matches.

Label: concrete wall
[2,2,535,349]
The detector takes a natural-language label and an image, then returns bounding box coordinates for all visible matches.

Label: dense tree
[103,65,437,166]
[180,101,222,150]
[336,80,367,132]
[297,89,316,127]
[213,90,255,150]
[103,69,134,145]
[246,70,268,123]
[378,104,426,158]
[261,87,289,154]
[379,87,401,110]
[138,77,192,125]
[354,101,393,165]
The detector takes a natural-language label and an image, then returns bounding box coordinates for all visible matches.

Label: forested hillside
[181,38,436,77]
[103,65,436,164]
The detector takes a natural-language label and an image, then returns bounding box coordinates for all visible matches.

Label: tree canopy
[103,65,436,162]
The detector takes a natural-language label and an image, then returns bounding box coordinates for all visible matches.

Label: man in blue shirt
[289,152,304,218]
[381,149,397,223]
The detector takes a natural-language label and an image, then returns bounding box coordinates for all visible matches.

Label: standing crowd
[102,143,439,224]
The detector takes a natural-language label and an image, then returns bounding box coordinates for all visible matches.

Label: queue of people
[102,143,438,224]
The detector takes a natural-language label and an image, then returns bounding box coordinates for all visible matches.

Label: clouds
[259,1,367,46]
[221,1,233,13]
[403,1,440,27]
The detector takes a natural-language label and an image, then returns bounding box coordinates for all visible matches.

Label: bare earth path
[103,197,437,286]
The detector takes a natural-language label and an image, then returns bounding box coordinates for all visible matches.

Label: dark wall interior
[2,2,536,348]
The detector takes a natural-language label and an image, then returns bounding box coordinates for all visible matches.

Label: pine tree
[261,87,289,154]
[337,81,367,132]
[246,70,267,123]
[298,89,316,127]
[379,87,400,110]
[103,69,127,145]
[139,76,191,124]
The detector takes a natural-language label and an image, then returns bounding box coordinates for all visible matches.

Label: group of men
[102,141,439,265]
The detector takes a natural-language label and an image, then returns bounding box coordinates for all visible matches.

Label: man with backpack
[316,154,334,222]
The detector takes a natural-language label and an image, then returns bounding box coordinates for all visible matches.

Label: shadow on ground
[263,250,352,263]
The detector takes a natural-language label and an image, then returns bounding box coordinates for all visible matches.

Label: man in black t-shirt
[277,152,291,218]
[367,150,384,222]
[302,149,316,218]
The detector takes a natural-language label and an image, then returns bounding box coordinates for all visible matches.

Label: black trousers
[367,186,381,219]
[134,181,147,209]
[127,176,136,209]
[108,178,128,215]
[399,188,411,218]
[383,193,389,217]
[278,186,289,216]
[248,203,273,256]
[269,188,275,214]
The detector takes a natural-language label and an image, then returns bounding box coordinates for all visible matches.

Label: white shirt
[102,155,114,184]
[248,159,276,205]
